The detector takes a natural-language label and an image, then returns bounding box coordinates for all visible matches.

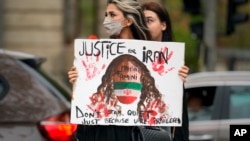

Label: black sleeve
[172,87,189,141]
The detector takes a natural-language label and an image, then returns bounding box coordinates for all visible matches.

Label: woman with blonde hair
[72,1,153,141]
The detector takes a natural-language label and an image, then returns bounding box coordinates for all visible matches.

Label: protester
[141,1,189,141]
[72,1,152,141]
[68,0,151,84]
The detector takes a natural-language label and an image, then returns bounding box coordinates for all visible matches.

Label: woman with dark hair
[141,1,189,141]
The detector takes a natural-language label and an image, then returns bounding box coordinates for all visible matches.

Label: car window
[229,86,250,119]
[0,75,9,100]
[185,86,216,121]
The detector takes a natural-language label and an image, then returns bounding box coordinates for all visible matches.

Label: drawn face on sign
[88,54,168,121]
[112,61,142,104]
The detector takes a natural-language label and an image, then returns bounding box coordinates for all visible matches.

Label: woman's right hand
[68,66,78,84]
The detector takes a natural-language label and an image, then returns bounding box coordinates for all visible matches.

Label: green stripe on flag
[114,82,142,90]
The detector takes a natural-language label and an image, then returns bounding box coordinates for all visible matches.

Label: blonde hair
[107,0,151,40]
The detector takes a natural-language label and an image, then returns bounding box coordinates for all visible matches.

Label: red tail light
[88,34,98,39]
[38,111,77,141]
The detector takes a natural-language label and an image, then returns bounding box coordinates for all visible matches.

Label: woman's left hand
[178,65,189,83]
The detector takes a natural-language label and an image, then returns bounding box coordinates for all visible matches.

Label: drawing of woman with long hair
[87,54,169,124]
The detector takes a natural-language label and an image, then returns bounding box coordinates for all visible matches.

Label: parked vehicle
[185,71,250,141]
[0,49,77,141]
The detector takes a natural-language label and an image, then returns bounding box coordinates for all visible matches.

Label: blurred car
[184,71,250,141]
[0,49,77,141]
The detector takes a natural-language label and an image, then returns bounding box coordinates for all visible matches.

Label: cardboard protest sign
[71,39,185,126]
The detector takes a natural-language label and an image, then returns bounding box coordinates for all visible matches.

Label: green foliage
[166,0,201,73]
[79,0,95,37]
[174,29,201,73]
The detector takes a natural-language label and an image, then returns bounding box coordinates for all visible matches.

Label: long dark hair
[141,1,174,41]
[96,54,163,121]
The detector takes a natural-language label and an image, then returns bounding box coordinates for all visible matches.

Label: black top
[75,125,134,141]
[172,87,189,141]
